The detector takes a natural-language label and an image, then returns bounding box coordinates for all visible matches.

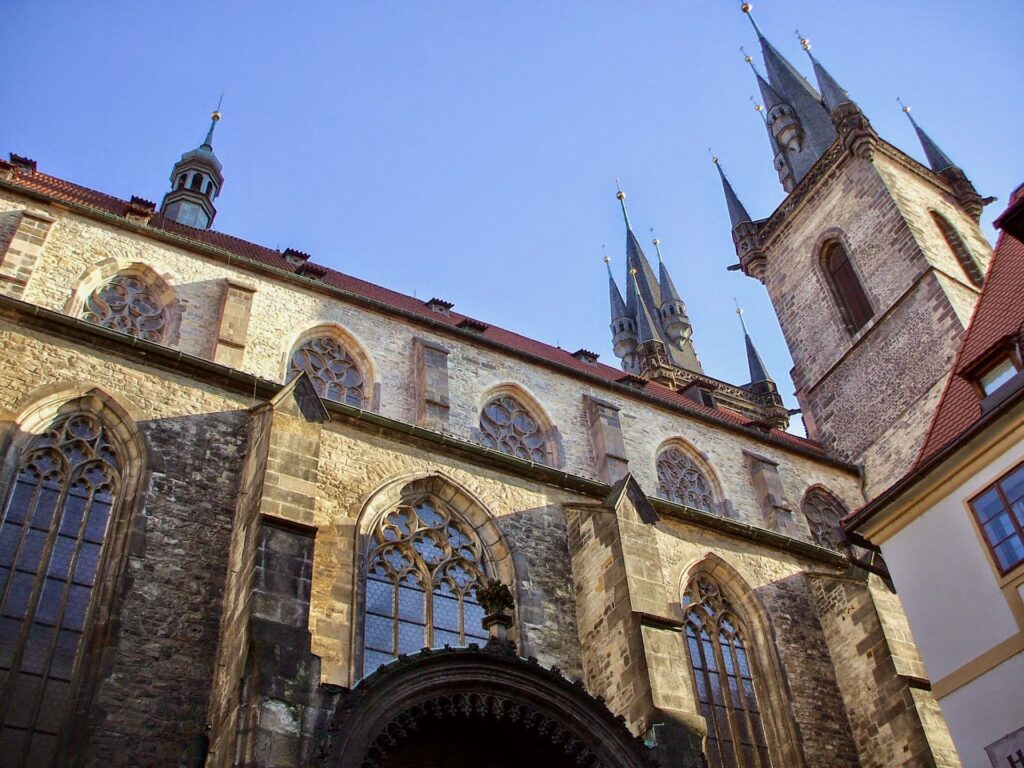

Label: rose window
[83,274,168,342]
[479,395,548,465]
[802,490,847,551]
[656,447,714,511]
[289,336,365,406]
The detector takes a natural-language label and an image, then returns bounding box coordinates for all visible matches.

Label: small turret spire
[898,99,955,172]
[201,96,223,150]
[712,153,752,229]
[797,33,853,113]
[739,2,764,38]
[606,253,628,322]
[735,301,773,385]
[160,102,226,230]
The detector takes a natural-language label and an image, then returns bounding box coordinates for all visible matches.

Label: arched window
[801,487,848,551]
[683,575,771,768]
[931,211,984,287]
[189,174,203,191]
[288,336,365,407]
[0,408,124,764]
[82,272,169,343]
[479,394,550,465]
[821,240,873,333]
[656,445,715,512]
[361,497,488,677]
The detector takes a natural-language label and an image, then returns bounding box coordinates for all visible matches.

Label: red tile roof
[915,188,1024,466]
[2,161,828,457]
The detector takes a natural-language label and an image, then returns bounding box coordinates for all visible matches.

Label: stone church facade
[0,7,995,768]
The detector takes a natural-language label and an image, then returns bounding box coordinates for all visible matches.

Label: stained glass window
[479,395,549,465]
[656,446,714,512]
[361,499,488,677]
[0,410,122,766]
[683,576,771,768]
[801,489,847,551]
[82,274,168,343]
[288,336,365,407]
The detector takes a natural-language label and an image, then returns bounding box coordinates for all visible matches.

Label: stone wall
[0,190,863,545]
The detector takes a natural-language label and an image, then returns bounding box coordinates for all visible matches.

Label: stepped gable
[2,161,823,455]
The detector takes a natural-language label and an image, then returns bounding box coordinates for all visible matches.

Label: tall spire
[653,235,682,302]
[798,33,852,113]
[160,103,226,230]
[616,184,662,321]
[898,100,955,172]
[740,2,836,186]
[631,269,659,345]
[735,302,773,384]
[606,254,628,322]
[712,154,752,228]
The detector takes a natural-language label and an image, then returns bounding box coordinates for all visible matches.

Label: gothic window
[656,446,714,512]
[931,211,984,287]
[288,336,365,406]
[479,395,549,465]
[82,273,169,343]
[361,498,488,677]
[821,240,873,333]
[683,576,771,768]
[801,488,848,551]
[0,410,122,765]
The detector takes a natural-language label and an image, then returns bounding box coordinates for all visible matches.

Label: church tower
[160,106,225,230]
[721,4,994,495]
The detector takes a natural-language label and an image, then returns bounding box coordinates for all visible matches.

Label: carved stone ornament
[476,575,514,616]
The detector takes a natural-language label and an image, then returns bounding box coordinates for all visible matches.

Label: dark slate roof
[715,161,752,229]
[807,52,851,113]
[1,159,831,457]
[905,111,957,172]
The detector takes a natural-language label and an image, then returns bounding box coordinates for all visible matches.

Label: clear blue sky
[2,1,1021,423]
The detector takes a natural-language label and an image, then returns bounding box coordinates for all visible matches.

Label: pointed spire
[712,154,752,228]
[898,100,956,172]
[652,235,683,304]
[606,254,628,322]
[615,179,632,231]
[735,301,773,384]
[201,99,222,150]
[632,269,660,344]
[798,33,852,113]
[616,184,662,319]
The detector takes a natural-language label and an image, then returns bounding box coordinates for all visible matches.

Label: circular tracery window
[802,490,847,551]
[656,446,714,511]
[289,336,365,406]
[83,274,168,342]
[479,395,548,465]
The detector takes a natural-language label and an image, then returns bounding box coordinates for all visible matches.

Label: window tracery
[0,410,122,764]
[656,446,714,511]
[361,499,488,678]
[479,395,549,465]
[801,489,847,551]
[683,576,771,768]
[288,336,365,406]
[82,273,168,342]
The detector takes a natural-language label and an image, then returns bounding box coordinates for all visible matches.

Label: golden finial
[615,178,625,202]
[797,30,811,51]
[740,45,752,65]
[897,96,911,114]
[708,147,719,165]
[212,93,223,122]
[734,298,744,317]
[603,255,611,265]
[652,238,660,247]
[629,267,638,276]
[740,2,753,13]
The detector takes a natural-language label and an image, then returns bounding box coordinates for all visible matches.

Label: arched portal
[312,647,652,768]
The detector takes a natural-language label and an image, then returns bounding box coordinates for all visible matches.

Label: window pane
[396,583,423,623]
[364,614,393,654]
[980,360,1017,395]
[5,572,35,619]
[994,537,1024,571]
[972,489,1005,523]
[0,523,23,567]
[397,621,424,655]
[363,650,392,676]
[432,591,459,632]
[46,536,75,580]
[19,625,54,675]
[983,514,1016,546]
[365,578,393,617]
[49,630,79,681]
[1001,466,1024,503]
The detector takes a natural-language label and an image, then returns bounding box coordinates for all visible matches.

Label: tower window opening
[821,240,873,333]
[189,174,203,191]
[931,211,984,287]
[177,174,187,190]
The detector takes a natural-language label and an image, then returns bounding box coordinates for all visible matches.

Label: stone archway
[312,646,654,768]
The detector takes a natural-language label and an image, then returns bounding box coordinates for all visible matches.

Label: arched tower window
[931,211,984,287]
[821,240,873,333]
[288,335,366,407]
[656,444,715,512]
[82,272,170,343]
[683,575,771,768]
[801,487,848,551]
[0,407,125,764]
[361,497,488,678]
[478,393,551,465]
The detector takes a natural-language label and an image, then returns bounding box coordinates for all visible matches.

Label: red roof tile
[3,162,827,457]
[915,189,1024,466]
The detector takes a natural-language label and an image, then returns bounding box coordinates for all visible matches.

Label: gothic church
[0,4,997,767]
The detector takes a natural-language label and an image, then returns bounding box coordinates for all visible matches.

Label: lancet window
[479,395,549,465]
[801,488,848,551]
[931,211,984,287]
[821,240,873,333]
[361,498,488,678]
[82,273,169,343]
[0,410,123,765]
[656,446,714,512]
[288,336,365,406]
[683,576,771,768]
